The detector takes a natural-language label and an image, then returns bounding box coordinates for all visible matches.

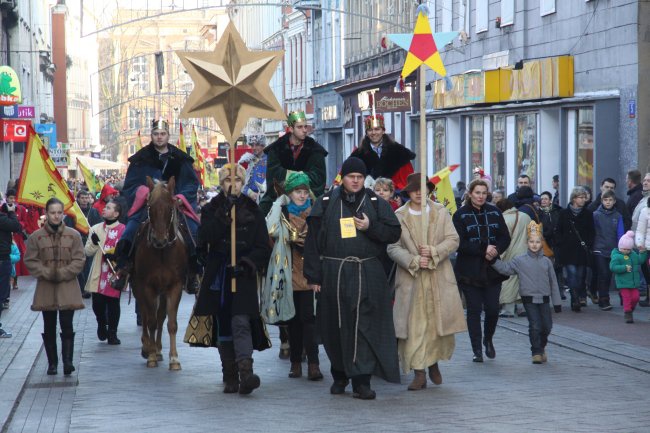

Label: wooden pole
[229,142,237,293]
[419,64,427,246]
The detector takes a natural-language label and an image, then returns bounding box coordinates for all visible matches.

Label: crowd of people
[0,111,648,401]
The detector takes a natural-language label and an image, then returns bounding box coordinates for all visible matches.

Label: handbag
[250,314,272,351]
[183,309,214,348]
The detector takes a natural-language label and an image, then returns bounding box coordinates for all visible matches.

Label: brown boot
[288,362,302,378]
[407,369,427,391]
[428,363,442,385]
[307,363,323,381]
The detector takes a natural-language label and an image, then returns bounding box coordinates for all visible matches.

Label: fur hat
[218,163,246,186]
[402,172,434,193]
[618,230,635,250]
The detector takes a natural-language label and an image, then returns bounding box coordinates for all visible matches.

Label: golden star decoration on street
[176,21,285,144]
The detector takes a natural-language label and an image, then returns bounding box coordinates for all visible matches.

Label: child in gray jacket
[492,221,562,364]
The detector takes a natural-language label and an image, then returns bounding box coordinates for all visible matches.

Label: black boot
[569,288,581,312]
[42,333,57,375]
[185,273,201,295]
[60,332,75,376]
[483,337,496,359]
[107,329,121,345]
[110,240,132,290]
[237,358,260,395]
[217,342,239,393]
[97,322,107,341]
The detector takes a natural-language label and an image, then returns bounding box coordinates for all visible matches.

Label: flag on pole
[76,158,104,196]
[190,125,206,187]
[177,122,188,153]
[16,127,90,234]
[188,123,197,160]
[136,130,143,151]
[429,164,460,215]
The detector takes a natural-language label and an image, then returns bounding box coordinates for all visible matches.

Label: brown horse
[131,176,187,370]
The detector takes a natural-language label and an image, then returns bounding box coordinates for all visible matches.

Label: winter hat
[218,163,246,185]
[618,230,635,250]
[284,171,310,193]
[340,157,367,177]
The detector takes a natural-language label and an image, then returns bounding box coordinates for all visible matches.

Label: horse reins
[145,203,179,249]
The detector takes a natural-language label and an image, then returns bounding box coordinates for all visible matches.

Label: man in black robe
[304,157,401,400]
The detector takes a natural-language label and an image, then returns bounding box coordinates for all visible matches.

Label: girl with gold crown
[491,221,563,364]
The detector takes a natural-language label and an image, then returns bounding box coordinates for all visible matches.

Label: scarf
[287,199,311,216]
[569,204,582,216]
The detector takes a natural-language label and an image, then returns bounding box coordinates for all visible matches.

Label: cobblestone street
[1,277,649,433]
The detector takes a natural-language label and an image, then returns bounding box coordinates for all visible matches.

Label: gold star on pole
[176,21,285,144]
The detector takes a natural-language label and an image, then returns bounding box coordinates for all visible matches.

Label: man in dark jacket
[587,177,631,230]
[259,111,328,215]
[304,157,402,400]
[626,169,643,217]
[112,118,200,290]
[0,203,22,337]
[350,114,415,191]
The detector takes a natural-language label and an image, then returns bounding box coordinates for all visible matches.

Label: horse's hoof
[169,362,182,371]
[146,360,158,368]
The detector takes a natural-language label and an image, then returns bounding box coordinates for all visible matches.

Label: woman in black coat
[539,191,565,298]
[554,186,595,312]
[194,164,271,395]
[452,179,511,363]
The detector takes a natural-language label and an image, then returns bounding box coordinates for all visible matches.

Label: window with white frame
[500,0,515,27]
[540,0,556,16]
[475,0,488,34]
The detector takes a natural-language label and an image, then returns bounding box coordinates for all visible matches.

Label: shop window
[491,115,506,191]
[515,113,537,190]
[470,116,484,172]
[433,118,446,172]
[576,108,594,187]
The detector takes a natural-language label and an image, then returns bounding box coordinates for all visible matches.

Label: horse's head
[146,176,177,249]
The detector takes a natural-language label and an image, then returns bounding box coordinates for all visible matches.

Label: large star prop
[388,10,458,79]
[176,21,285,144]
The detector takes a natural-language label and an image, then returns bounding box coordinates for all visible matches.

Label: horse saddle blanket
[128,185,200,224]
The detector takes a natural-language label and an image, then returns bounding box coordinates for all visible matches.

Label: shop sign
[49,148,70,169]
[321,105,338,122]
[34,123,57,148]
[374,92,411,113]
[0,66,22,106]
[0,105,18,118]
[17,106,35,118]
[1,119,30,142]
[629,100,636,119]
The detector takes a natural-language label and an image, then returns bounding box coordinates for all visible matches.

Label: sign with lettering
[34,123,57,148]
[0,105,18,118]
[49,147,70,168]
[374,92,411,113]
[1,119,31,142]
[0,66,22,106]
[17,106,35,118]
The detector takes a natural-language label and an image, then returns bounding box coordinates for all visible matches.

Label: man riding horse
[112,118,201,292]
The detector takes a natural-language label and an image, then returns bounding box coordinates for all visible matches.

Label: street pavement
[1,277,650,433]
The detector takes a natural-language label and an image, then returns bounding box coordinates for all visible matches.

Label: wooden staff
[419,64,427,246]
[228,142,237,293]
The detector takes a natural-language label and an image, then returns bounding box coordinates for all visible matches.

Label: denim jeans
[592,255,612,300]
[563,264,588,303]
[460,282,502,354]
[522,302,553,356]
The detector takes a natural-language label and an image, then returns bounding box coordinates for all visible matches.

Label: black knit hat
[341,157,367,177]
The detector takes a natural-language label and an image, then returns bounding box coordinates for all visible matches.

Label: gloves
[91,232,100,245]
[225,264,245,279]
[554,305,562,313]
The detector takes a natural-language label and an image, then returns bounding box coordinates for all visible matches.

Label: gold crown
[527,221,543,239]
[151,118,169,132]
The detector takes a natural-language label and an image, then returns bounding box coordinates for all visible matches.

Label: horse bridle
[146,203,178,249]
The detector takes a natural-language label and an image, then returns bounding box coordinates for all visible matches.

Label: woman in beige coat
[24,198,85,376]
[387,173,467,390]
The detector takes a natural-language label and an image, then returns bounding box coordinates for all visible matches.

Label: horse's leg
[167,283,183,371]
[155,296,166,361]
[143,290,159,368]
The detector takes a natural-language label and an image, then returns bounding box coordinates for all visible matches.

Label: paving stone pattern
[2,277,650,433]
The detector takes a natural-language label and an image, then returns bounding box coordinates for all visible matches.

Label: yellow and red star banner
[16,127,89,234]
[136,129,143,151]
[388,8,458,79]
[190,125,206,187]
[429,164,460,215]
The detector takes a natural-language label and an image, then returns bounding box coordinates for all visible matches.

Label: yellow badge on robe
[340,217,357,239]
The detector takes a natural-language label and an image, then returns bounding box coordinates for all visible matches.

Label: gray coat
[492,249,562,306]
